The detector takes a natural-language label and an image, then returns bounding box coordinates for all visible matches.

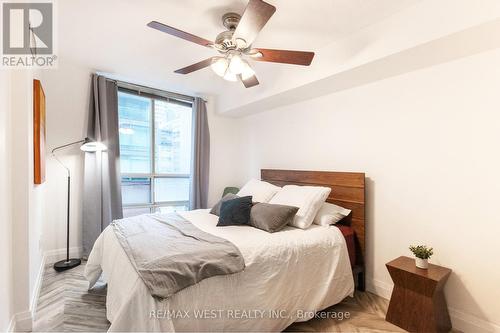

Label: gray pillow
[210,193,239,216]
[249,203,299,233]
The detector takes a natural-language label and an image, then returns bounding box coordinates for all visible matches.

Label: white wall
[0,70,14,331]
[206,96,246,206]
[10,70,31,320]
[26,71,45,310]
[42,60,90,255]
[234,48,500,332]
[2,68,46,331]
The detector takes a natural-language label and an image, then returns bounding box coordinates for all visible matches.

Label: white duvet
[85,209,354,332]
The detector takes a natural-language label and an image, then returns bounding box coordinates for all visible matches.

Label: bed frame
[261,169,366,290]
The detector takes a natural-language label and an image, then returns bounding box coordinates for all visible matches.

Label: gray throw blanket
[112,213,245,299]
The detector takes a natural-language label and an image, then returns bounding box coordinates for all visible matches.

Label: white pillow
[269,185,331,229]
[313,202,351,226]
[237,179,281,203]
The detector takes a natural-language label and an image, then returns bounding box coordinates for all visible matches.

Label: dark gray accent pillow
[250,203,299,233]
[210,193,239,216]
[217,196,253,227]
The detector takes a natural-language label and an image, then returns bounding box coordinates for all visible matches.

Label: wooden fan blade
[233,0,276,47]
[174,58,214,74]
[147,21,213,48]
[251,48,315,66]
[239,74,259,88]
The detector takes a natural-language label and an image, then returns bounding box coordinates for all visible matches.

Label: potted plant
[409,245,433,269]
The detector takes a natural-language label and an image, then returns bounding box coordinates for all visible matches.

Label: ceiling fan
[147,0,315,88]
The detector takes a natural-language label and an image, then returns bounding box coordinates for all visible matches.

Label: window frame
[118,87,193,215]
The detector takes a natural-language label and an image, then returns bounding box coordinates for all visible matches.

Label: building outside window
[118,90,193,218]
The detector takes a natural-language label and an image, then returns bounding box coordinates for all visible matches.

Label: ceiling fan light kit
[211,52,256,82]
[228,54,245,74]
[223,72,238,82]
[147,0,315,88]
[211,57,229,76]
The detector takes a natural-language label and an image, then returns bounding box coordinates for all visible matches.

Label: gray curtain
[82,74,123,257]
[190,97,210,209]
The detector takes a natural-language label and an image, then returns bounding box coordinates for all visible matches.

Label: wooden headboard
[261,169,366,288]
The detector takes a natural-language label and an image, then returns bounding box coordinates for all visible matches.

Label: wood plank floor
[33,261,408,332]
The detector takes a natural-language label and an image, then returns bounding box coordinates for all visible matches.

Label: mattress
[85,209,354,332]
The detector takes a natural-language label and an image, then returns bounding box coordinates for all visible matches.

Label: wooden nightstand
[385,256,452,333]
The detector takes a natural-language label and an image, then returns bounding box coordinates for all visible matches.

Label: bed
[84,169,366,332]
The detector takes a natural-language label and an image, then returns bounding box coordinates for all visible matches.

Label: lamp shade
[211,57,229,77]
[228,55,246,74]
[80,140,107,152]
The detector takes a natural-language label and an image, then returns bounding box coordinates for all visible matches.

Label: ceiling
[57,0,419,110]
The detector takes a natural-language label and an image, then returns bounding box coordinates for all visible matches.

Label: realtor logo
[1,1,57,68]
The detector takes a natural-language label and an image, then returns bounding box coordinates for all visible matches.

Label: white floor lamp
[51,137,107,272]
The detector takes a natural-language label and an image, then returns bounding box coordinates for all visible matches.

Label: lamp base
[53,258,81,272]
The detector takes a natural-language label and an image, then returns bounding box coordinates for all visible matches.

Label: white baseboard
[12,311,32,332]
[366,277,392,300]
[9,252,48,332]
[366,277,500,333]
[44,246,83,264]
[9,247,84,332]
[29,254,46,318]
[7,315,16,332]
[6,253,47,332]
[449,308,500,333]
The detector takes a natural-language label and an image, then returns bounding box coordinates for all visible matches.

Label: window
[118,90,193,218]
